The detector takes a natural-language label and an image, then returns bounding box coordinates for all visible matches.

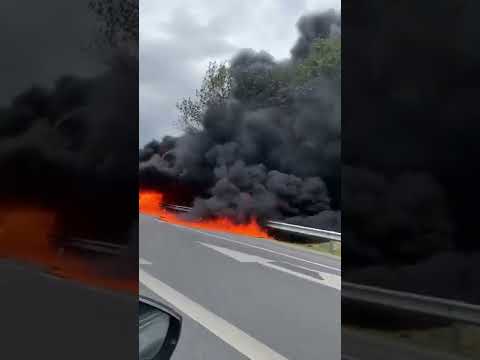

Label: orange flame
[0,207,137,294]
[0,208,57,263]
[139,189,269,238]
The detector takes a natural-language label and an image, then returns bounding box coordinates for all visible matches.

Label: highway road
[139,214,341,360]
[2,260,137,359]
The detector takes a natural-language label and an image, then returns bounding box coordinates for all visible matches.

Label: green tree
[176,61,232,130]
[176,36,341,130]
[295,37,341,84]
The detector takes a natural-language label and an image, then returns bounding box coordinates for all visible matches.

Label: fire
[0,207,137,294]
[0,208,57,263]
[139,189,269,238]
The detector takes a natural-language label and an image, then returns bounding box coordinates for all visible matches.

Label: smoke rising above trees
[140,10,341,230]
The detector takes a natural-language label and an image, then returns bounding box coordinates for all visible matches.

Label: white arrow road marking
[154,218,340,272]
[140,258,152,265]
[139,265,289,360]
[199,243,271,263]
[199,243,341,291]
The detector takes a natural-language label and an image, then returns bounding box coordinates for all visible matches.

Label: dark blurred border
[0,1,138,359]
[342,1,480,359]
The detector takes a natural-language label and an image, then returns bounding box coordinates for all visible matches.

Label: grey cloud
[0,0,105,106]
[140,8,237,142]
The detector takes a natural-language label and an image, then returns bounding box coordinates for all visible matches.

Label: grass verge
[270,239,341,258]
[345,323,480,358]
[300,242,341,257]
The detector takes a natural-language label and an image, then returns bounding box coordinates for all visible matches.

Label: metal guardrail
[165,204,192,212]
[164,203,341,255]
[59,238,127,256]
[266,221,341,255]
[266,220,341,241]
[343,281,480,358]
[342,281,480,325]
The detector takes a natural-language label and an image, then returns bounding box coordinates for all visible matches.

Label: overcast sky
[0,0,103,107]
[140,0,340,145]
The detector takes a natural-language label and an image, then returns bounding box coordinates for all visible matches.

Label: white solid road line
[155,219,340,272]
[139,264,289,360]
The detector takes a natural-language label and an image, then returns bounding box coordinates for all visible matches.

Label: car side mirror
[139,296,182,360]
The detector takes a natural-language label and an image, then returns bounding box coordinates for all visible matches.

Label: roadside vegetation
[176,37,341,132]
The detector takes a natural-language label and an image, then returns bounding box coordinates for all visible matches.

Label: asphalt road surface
[2,260,137,360]
[139,214,341,360]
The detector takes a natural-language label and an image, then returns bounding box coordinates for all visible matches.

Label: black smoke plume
[0,54,138,245]
[291,9,341,61]
[140,11,341,231]
[342,0,480,268]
